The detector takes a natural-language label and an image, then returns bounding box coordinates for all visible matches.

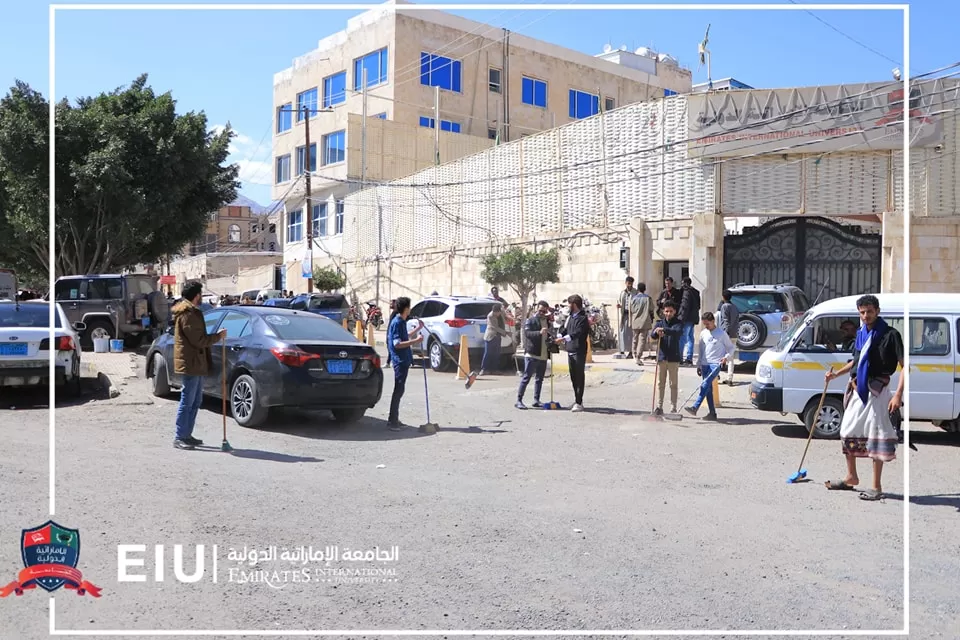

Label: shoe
[387,421,404,431]
[703,413,718,421]
[532,401,542,408]
[626,352,633,359]
[726,379,735,386]
[173,439,195,450]
[515,401,527,410]
[478,370,487,377]
[571,403,584,412]
[670,406,677,414]
[654,407,663,416]
[184,436,204,446]
[684,406,698,416]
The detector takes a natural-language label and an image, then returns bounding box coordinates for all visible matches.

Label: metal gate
[723,216,882,302]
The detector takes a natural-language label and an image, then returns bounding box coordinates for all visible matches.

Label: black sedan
[145,306,383,427]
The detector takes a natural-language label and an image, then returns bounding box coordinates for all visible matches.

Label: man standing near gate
[678,277,701,365]
[617,277,636,358]
[629,282,654,366]
[555,295,589,412]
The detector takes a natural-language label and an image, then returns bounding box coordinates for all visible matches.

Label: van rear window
[730,293,786,314]
[455,303,497,319]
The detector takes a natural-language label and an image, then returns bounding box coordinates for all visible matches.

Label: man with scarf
[823,295,904,501]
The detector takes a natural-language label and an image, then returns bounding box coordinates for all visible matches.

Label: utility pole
[434,86,440,165]
[304,103,314,293]
[361,68,382,310]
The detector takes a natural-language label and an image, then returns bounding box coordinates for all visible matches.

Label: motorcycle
[365,301,384,329]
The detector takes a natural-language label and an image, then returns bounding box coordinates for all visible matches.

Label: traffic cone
[586,336,594,363]
[712,375,722,408]
[457,335,470,380]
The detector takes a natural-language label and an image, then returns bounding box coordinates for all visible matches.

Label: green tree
[0,75,238,279]
[312,266,346,292]
[480,247,560,342]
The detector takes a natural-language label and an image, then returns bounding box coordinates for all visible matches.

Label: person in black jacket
[516,300,552,409]
[678,277,701,365]
[651,301,683,415]
[554,294,589,412]
[656,276,683,319]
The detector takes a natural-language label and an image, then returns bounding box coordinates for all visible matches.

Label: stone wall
[909,217,960,293]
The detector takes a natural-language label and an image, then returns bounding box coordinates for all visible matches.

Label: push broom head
[464,371,478,389]
[786,469,807,483]
[542,401,562,410]
[221,439,234,453]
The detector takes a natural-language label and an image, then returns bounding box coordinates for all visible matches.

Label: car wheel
[804,396,843,439]
[429,340,452,373]
[83,319,115,347]
[230,374,269,427]
[933,418,960,433]
[737,314,767,350]
[63,356,82,398]
[151,355,172,398]
[332,408,366,424]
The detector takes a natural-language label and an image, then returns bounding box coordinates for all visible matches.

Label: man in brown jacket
[173,281,226,450]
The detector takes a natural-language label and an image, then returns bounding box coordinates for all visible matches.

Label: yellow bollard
[712,375,722,408]
[366,323,376,348]
[586,335,594,363]
[342,318,348,331]
[354,320,364,342]
[456,335,470,380]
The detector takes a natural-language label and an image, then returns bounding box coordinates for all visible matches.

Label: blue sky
[1,1,953,205]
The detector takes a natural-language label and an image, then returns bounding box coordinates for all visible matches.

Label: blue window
[296,88,318,122]
[419,116,461,133]
[373,112,387,119]
[569,89,600,119]
[323,72,347,108]
[287,209,303,243]
[275,154,291,184]
[420,52,462,92]
[312,203,327,237]
[521,77,547,108]
[353,48,388,90]
[335,200,345,235]
[296,143,317,176]
[322,130,346,166]
[664,88,678,97]
[276,103,292,133]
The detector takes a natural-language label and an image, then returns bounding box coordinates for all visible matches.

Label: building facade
[271,0,692,292]
[184,204,279,256]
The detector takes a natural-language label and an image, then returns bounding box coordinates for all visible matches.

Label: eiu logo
[0,521,101,598]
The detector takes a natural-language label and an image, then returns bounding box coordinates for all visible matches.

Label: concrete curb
[80,363,121,399]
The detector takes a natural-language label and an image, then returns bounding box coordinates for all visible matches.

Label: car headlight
[757,364,772,379]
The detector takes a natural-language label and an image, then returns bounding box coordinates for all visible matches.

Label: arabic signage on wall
[686,79,954,158]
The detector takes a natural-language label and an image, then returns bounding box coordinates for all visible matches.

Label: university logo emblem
[0,521,101,597]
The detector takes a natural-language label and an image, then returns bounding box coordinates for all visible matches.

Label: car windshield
[775,310,812,351]
[262,312,355,341]
[455,302,497,319]
[0,303,61,328]
[730,292,786,314]
[308,296,348,310]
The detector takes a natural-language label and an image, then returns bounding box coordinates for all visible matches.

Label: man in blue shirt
[386,297,423,431]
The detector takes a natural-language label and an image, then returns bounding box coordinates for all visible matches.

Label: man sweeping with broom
[823,295,904,501]
[172,281,226,451]
[516,301,552,410]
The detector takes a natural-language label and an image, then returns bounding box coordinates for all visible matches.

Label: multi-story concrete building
[183,204,279,256]
[692,77,754,92]
[271,0,691,292]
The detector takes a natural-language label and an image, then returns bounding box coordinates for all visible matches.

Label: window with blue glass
[353,48,388,90]
[418,116,461,133]
[312,203,328,237]
[664,88,678,97]
[323,72,347,108]
[276,103,292,133]
[322,130,346,166]
[568,89,600,119]
[420,52,462,92]
[296,143,317,176]
[521,77,547,108]
[275,155,291,184]
[296,88,318,122]
[287,209,303,243]
[373,112,387,119]
[335,200,345,235]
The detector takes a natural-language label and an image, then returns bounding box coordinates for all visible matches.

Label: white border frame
[47,2,910,636]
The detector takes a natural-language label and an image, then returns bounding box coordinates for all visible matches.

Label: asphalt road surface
[1,360,957,639]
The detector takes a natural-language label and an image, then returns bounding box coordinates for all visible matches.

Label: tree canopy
[312,266,346,292]
[0,74,239,280]
[480,247,560,324]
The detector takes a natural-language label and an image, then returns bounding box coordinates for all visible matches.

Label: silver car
[727,284,810,363]
[406,296,517,372]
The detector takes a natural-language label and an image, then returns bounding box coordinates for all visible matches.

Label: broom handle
[651,336,661,413]
[222,340,227,441]
[797,371,832,472]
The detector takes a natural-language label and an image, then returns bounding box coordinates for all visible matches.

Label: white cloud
[212,124,272,187]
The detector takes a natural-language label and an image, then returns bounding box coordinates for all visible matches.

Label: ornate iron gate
[723,217,882,302]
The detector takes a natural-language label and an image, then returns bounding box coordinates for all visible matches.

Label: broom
[220,340,233,452]
[419,355,439,434]
[542,350,562,410]
[786,371,832,483]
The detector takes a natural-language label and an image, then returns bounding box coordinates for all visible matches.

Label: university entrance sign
[686,79,953,158]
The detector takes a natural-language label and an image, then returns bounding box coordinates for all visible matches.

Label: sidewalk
[81,350,142,399]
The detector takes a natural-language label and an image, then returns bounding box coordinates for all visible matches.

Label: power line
[786,0,902,66]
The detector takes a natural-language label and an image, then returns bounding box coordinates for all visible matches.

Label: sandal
[858,489,883,501]
[824,479,857,491]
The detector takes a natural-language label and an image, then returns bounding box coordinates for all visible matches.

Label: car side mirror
[73,322,86,332]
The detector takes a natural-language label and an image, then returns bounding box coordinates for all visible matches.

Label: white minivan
[750,293,960,438]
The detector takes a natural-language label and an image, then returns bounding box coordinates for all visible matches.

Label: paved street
[1,355,957,639]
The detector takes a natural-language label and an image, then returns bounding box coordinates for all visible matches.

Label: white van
[750,293,960,438]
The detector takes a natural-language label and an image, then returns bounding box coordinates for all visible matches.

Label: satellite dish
[603,43,612,53]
